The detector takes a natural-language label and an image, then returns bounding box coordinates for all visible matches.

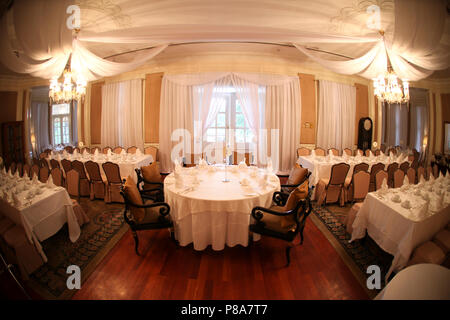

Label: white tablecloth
[47,153,153,181]
[350,176,450,281]
[0,173,80,262]
[298,154,408,186]
[375,264,450,300]
[164,165,280,251]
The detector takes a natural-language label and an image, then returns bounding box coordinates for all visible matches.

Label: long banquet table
[0,171,83,262]
[350,175,450,281]
[164,164,280,251]
[298,153,410,187]
[47,152,154,181]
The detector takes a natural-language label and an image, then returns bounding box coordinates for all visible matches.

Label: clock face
[364,119,372,131]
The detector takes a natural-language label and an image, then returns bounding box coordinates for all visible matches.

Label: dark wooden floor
[71,216,369,300]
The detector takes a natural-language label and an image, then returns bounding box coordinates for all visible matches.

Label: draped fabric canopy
[0,0,448,82]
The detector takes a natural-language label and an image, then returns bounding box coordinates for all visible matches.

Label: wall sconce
[304,122,313,129]
[372,141,378,149]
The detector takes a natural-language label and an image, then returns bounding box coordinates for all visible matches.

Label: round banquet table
[164,165,281,251]
[375,264,450,300]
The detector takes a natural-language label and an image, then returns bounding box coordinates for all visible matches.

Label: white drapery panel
[159,72,300,173]
[317,80,356,151]
[30,102,49,155]
[101,79,143,150]
[381,103,408,148]
[409,88,429,152]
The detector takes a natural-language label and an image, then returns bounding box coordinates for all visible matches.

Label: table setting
[164,160,280,250]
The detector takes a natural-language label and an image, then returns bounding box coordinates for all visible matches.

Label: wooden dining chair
[22,163,30,178]
[364,149,371,157]
[64,146,74,154]
[328,148,339,156]
[61,159,72,177]
[73,147,80,154]
[80,147,90,154]
[127,146,138,154]
[387,162,399,188]
[375,170,388,190]
[85,160,106,200]
[343,148,352,156]
[144,146,158,163]
[393,169,405,188]
[102,146,112,154]
[120,177,173,255]
[313,147,326,156]
[38,166,49,183]
[296,147,311,157]
[9,162,16,175]
[400,161,410,174]
[135,162,164,202]
[91,147,101,154]
[66,169,80,201]
[380,144,387,153]
[355,149,364,156]
[39,152,47,159]
[31,164,40,180]
[374,149,381,156]
[39,158,49,169]
[50,159,60,170]
[406,167,416,184]
[281,164,310,194]
[32,158,40,167]
[315,162,350,207]
[232,151,251,166]
[50,167,63,187]
[113,146,123,154]
[15,162,23,177]
[102,162,124,203]
[344,170,370,203]
[71,160,90,197]
[249,180,313,266]
[417,166,425,182]
[369,162,385,192]
[354,162,369,174]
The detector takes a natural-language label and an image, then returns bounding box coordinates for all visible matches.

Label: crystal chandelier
[49,55,86,104]
[373,68,409,104]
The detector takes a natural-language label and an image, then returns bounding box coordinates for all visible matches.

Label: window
[52,103,71,145]
[205,87,254,151]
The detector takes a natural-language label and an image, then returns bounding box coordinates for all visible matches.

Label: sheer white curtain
[101,79,143,150]
[381,103,408,148]
[317,80,356,151]
[409,88,429,152]
[30,101,49,155]
[159,72,300,173]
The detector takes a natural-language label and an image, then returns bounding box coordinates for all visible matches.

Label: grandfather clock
[1,121,25,167]
[357,117,373,151]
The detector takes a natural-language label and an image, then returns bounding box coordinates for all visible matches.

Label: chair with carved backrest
[102,162,124,203]
[38,166,49,183]
[91,147,101,154]
[343,163,369,202]
[30,164,40,180]
[315,163,350,206]
[369,162,385,192]
[296,147,311,157]
[64,146,74,154]
[232,151,251,166]
[61,158,72,177]
[9,162,16,175]
[50,159,60,170]
[393,169,405,188]
[343,148,352,156]
[39,158,49,169]
[387,162,399,188]
[374,149,381,156]
[406,167,416,185]
[400,161,410,175]
[249,181,313,266]
[113,146,123,154]
[144,146,158,163]
[281,165,310,194]
[417,166,425,182]
[66,169,80,201]
[50,167,64,187]
[120,177,173,255]
[85,160,106,200]
[80,147,89,154]
[102,146,112,155]
[135,162,164,202]
[127,146,138,154]
[313,147,326,156]
[375,170,388,190]
[16,162,23,177]
[328,148,339,156]
[71,160,90,197]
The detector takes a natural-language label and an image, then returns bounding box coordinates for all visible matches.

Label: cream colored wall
[1,43,449,151]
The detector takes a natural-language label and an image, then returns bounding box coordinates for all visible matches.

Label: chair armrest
[126,201,170,217]
[251,205,299,222]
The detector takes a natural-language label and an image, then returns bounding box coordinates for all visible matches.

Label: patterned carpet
[312,202,394,290]
[27,198,128,300]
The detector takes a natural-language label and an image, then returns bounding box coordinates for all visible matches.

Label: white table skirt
[164,165,280,251]
[0,186,79,263]
[350,179,450,281]
[47,154,153,181]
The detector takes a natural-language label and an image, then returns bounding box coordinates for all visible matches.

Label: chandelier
[49,55,86,104]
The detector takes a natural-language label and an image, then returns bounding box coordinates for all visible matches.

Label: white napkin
[14,170,19,178]
[311,149,316,157]
[63,150,68,157]
[12,193,22,207]
[403,175,409,186]
[107,149,112,156]
[8,167,12,177]
[429,173,435,182]
[120,149,126,156]
[47,175,56,188]
[328,149,334,157]
[136,148,142,156]
[32,174,39,184]
[240,178,250,186]
[73,148,78,156]
[2,167,6,174]
[57,153,62,161]
[238,161,247,169]
[23,171,29,180]
[419,174,426,184]
[83,148,88,156]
